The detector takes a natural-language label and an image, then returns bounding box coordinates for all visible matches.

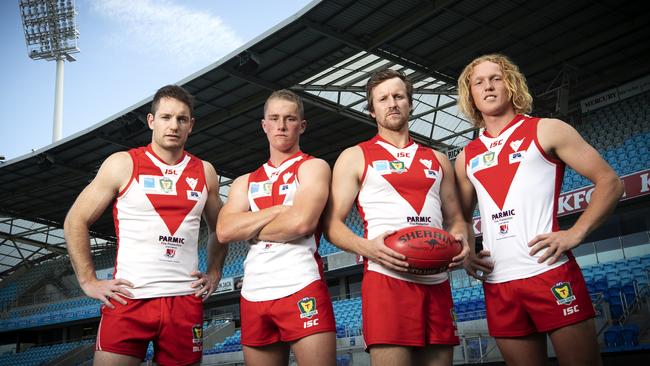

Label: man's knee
[369,344,412,366]
[291,332,336,366]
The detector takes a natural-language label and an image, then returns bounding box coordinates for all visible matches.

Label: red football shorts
[96,295,203,366]
[362,271,459,347]
[483,258,595,337]
[240,279,336,346]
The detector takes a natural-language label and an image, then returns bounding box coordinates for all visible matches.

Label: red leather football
[384,226,461,275]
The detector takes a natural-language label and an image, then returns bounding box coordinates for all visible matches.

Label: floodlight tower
[19,0,79,143]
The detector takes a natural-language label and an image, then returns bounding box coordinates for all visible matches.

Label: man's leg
[290,331,336,366]
[548,318,602,366]
[413,344,453,366]
[369,345,412,366]
[93,351,141,366]
[243,342,290,366]
[494,332,549,366]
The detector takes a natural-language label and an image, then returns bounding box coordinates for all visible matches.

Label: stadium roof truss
[295,50,474,149]
[1,0,649,279]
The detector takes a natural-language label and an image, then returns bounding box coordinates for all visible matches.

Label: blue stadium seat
[604,327,623,351]
[337,354,352,366]
[621,281,637,307]
[621,324,640,349]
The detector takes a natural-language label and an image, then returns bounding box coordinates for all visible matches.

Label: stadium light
[19,0,80,143]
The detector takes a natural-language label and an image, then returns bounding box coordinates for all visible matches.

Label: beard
[377,113,408,132]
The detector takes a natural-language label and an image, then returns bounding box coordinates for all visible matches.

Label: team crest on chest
[140,175,177,195]
[389,160,406,174]
[469,150,499,172]
[159,177,174,193]
[483,151,496,166]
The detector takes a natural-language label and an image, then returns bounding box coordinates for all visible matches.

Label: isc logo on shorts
[303,319,319,329]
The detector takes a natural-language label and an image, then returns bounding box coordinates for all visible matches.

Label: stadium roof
[1,0,649,277]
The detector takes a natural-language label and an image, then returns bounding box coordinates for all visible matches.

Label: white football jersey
[464,115,569,283]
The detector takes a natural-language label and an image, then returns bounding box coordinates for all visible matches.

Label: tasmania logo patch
[551,282,576,305]
[389,160,406,174]
[297,297,318,319]
[191,324,203,352]
[159,177,174,193]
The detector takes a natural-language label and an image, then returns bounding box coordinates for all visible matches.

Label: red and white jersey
[113,145,207,298]
[357,135,447,285]
[464,115,568,283]
[242,151,324,301]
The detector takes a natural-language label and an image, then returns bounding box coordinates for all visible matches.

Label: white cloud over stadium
[90,0,244,67]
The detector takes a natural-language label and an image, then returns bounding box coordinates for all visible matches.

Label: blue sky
[1,0,313,161]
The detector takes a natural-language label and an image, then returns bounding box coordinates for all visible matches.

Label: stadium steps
[44,341,95,366]
[203,319,236,350]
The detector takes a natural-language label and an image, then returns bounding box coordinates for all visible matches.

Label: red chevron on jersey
[244,151,325,301]
[130,146,206,236]
[465,116,535,210]
[464,115,568,283]
[248,151,307,211]
[360,135,440,215]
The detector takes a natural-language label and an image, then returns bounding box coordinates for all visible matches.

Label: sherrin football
[384,226,461,275]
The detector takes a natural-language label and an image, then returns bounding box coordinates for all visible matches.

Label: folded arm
[256,158,331,242]
[216,174,285,243]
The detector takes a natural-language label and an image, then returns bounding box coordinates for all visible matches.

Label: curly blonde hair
[457,54,533,128]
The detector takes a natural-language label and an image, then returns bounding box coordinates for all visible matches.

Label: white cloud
[89,0,244,67]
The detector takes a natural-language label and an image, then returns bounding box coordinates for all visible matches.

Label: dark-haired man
[324,70,469,366]
[65,85,227,366]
